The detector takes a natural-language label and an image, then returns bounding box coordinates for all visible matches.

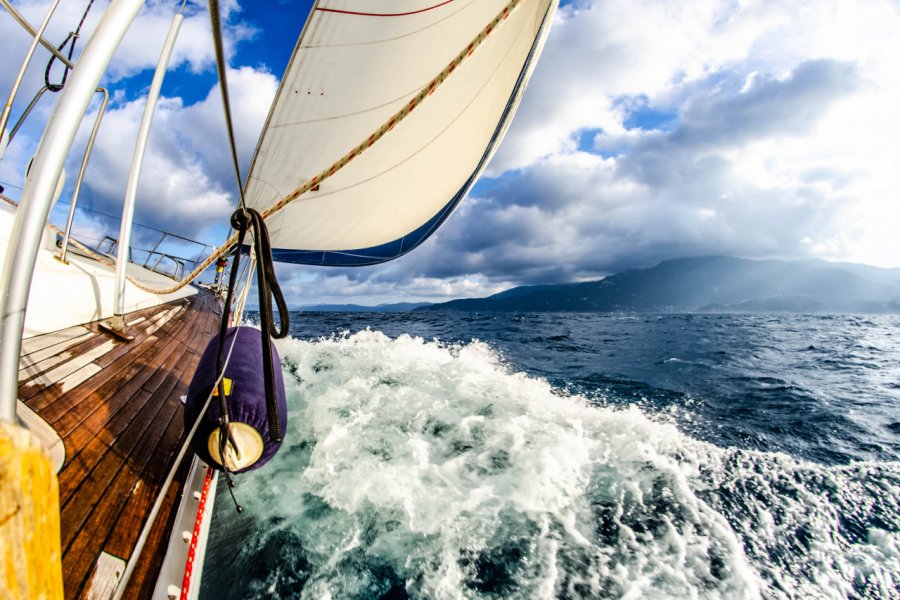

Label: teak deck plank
[62,395,184,598]
[63,401,183,597]
[18,301,169,395]
[120,459,190,600]
[18,337,117,401]
[54,335,183,483]
[31,300,189,424]
[103,365,191,559]
[55,335,191,510]
[20,324,94,357]
[59,321,190,457]
[20,303,171,413]
[58,381,168,523]
[58,335,192,528]
[54,316,189,440]
[19,330,96,378]
[20,289,220,599]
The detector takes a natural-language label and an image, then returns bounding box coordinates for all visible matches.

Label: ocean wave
[203,330,900,599]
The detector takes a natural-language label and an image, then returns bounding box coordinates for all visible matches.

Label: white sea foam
[218,330,900,599]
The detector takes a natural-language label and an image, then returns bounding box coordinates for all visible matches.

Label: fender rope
[214,208,289,446]
[211,208,289,510]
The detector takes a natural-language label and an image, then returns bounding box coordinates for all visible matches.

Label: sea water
[201,313,900,599]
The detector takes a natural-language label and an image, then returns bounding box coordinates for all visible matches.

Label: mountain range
[415,256,900,313]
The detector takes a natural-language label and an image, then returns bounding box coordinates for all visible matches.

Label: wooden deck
[19,289,220,599]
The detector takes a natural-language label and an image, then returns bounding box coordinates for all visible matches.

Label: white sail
[244,0,558,265]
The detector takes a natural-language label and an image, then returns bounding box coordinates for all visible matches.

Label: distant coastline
[285,256,900,314]
[293,302,433,313]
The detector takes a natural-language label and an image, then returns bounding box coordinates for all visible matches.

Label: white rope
[233,253,256,325]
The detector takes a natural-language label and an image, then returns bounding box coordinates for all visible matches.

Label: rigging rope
[121,0,529,296]
[209,0,248,212]
[207,1,289,465]
[44,0,95,92]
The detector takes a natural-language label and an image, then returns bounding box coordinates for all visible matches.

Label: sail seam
[270,6,539,265]
[316,1,456,18]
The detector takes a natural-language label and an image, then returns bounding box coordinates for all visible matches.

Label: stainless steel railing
[93,230,210,282]
[0,0,64,144]
[58,88,109,263]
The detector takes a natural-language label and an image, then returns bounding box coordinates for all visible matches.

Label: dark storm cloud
[676,60,859,147]
[618,59,862,186]
[383,59,865,288]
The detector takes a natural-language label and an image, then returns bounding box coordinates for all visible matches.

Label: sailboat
[0,0,558,597]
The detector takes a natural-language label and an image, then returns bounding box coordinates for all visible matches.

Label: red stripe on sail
[317,0,455,17]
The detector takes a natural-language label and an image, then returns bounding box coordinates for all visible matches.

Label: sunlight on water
[203,329,900,599]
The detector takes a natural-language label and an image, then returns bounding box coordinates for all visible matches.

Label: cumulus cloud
[0,0,249,92]
[1,0,272,252]
[71,65,277,242]
[1,0,257,152]
[5,0,900,305]
[270,0,900,303]
[107,0,255,81]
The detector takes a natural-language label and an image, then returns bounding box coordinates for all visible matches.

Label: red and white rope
[129,0,528,295]
[179,465,214,600]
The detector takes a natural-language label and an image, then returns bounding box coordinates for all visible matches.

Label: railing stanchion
[0,0,63,154]
[110,12,183,334]
[59,88,109,264]
[144,231,167,267]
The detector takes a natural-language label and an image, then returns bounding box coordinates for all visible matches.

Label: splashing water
[203,329,900,599]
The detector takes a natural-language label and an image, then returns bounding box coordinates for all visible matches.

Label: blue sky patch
[576,127,603,152]
[230,0,311,77]
[624,104,677,132]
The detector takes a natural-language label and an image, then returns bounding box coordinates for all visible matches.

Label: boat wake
[203,330,900,599]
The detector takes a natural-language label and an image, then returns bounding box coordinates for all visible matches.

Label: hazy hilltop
[416,256,900,313]
[296,302,432,313]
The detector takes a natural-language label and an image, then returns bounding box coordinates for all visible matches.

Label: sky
[2,0,900,305]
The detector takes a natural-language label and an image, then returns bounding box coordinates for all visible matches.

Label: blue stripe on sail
[270,5,552,267]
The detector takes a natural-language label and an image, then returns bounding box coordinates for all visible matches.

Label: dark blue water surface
[202,312,900,599]
[288,311,900,465]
